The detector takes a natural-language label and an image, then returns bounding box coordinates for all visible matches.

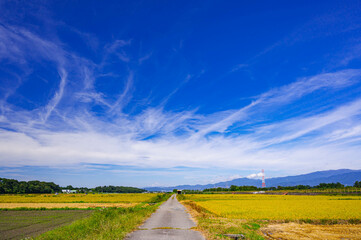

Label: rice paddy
[180,194,361,240]
[0,202,136,209]
[184,194,361,220]
[0,193,157,206]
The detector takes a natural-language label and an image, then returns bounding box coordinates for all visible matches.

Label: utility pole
[262,169,266,188]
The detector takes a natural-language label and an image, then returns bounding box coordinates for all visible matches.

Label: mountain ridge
[145,169,361,192]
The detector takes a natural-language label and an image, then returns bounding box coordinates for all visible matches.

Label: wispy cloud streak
[41,68,67,122]
[192,69,361,138]
[1,22,361,177]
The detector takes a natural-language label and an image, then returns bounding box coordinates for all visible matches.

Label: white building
[62,189,77,193]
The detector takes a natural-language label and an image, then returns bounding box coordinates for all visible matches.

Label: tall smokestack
[262,169,266,188]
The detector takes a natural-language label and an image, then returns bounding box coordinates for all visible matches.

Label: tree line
[0,178,146,194]
[0,178,61,194]
[93,186,145,193]
[354,181,361,188]
[181,181,361,193]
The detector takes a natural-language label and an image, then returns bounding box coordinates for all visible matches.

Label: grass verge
[35,193,170,240]
[181,199,265,240]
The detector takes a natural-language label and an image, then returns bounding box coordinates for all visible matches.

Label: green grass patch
[147,193,171,203]
[35,194,171,240]
[35,204,159,239]
[243,222,261,230]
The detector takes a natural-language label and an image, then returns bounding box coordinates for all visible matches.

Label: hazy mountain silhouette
[145,169,361,191]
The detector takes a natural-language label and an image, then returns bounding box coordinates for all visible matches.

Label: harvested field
[0,210,92,240]
[262,222,361,240]
[0,202,135,209]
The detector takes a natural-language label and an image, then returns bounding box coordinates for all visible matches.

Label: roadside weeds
[33,193,171,240]
[180,199,265,240]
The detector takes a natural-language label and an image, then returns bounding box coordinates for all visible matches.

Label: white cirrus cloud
[1,22,361,178]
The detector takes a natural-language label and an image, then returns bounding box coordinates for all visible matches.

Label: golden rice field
[0,193,157,206]
[185,194,361,220]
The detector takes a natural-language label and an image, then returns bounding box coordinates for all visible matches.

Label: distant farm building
[62,189,77,193]
[177,190,182,194]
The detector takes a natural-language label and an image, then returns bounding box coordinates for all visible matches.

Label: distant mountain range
[145,169,361,192]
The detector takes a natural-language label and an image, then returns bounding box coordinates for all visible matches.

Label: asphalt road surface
[126,195,205,240]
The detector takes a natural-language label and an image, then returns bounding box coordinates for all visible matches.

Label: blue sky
[1,1,361,187]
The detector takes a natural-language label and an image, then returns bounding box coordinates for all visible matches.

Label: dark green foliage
[185,181,361,193]
[93,185,146,193]
[0,177,146,194]
[181,189,203,194]
[314,182,344,189]
[0,178,61,194]
[276,185,312,190]
[203,185,260,192]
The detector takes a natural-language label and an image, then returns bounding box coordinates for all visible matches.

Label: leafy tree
[0,178,61,194]
[230,185,238,191]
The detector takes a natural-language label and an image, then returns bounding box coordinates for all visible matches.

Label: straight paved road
[126,195,205,240]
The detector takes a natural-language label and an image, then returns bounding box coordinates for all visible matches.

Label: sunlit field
[180,194,361,239]
[0,193,157,203]
[184,194,361,220]
[0,193,170,239]
[0,193,158,209]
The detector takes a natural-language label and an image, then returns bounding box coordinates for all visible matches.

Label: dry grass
[262,222,361,240]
